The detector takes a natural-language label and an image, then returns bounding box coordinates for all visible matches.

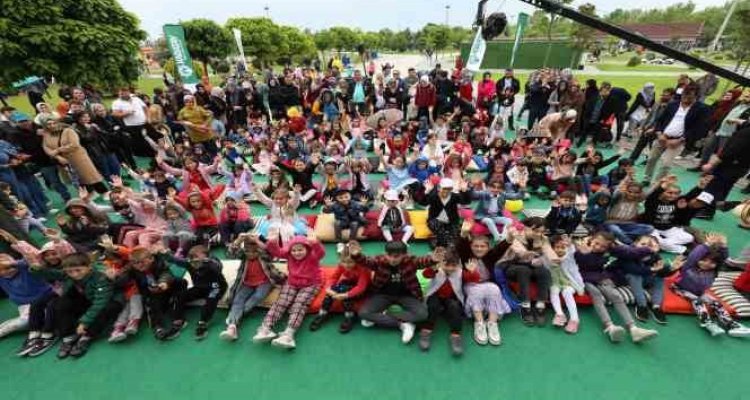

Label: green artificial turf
[1,127,749,400]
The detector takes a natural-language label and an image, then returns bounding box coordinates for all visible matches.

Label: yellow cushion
[408,210,433,239]
[313,212,366,242]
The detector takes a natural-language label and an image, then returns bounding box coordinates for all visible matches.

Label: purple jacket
[675,244,726,296]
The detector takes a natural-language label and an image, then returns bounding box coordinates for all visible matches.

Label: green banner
[163,24,199,85]
[509,13,529,68]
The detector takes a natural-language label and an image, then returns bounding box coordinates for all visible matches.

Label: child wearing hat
[378,189,413,245]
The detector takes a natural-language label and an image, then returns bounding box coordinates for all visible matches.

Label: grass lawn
[595,63,691,73]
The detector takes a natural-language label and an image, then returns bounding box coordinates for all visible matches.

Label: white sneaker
[701,320,725,336]
[487,321,502,346]
[400,322,416,344]
[727,323,750,338]
[219,324,238,341]
[252,326,277,343]
[336,243,346,254]
[271,329,296,349]
[474,321,488,345]
[604,324,626,343]
[629,325,659,343]
[361,319,375,328]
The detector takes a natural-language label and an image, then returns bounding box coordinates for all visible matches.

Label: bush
[626,56,642,67]
[644,52,656,61]
[214,60,230,74]
[714,55,725,61]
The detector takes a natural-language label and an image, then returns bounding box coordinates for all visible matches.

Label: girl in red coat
[309,244,371,333]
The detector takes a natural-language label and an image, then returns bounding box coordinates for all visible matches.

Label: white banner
[466,27,487,72]
[232,28,248,71]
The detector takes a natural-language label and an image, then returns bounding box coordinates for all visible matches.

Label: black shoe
[309,314,328,332]
[651,307,668,325]
[635,305,650,322]
[195,322,208,340]
[164,322,187,341]
[57,337,77,359]
[534,307,547,327]
[520,307,535,327]
[694,209,715,220]
[339,316,355,334]
[16,338,39,357]
[27,337,57,357]
[154,327,168,341]
[69,336,92,358]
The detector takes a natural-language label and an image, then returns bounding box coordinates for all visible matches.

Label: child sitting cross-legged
[163,245,228,340]
[309,244,371,333]
[253,231,324,350]
[378,189,414,245]
[471,179,520,242]
[671,233,750,337]
[37,253,124,359]
[220,233,286,341]
[418,249,480,357]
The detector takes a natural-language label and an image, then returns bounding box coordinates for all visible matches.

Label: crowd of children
[1,61,750,360]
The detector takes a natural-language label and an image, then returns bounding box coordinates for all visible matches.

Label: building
[596,22,705,51]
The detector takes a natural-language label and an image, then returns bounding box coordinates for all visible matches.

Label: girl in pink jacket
[252,233,324,350]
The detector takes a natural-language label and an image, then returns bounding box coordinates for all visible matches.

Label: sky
[119,0,729,39]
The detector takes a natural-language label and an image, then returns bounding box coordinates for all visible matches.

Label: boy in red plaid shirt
[348,240,444,344]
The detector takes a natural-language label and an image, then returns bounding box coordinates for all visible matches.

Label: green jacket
[34,268,121,326]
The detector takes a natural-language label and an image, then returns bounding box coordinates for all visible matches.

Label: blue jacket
[0,260,52,305]
[655,101,711,141]
[472,190,522,220]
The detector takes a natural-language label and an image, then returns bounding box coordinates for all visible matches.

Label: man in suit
[496,69,520,130]
[643,84,710,186]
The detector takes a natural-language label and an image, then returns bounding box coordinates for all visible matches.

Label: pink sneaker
[552,314,567,327]
[108,326,127,343]
[125,319,140,336]
[564,320,579,334]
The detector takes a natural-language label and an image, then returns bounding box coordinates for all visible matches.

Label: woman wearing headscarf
[560,80,585,139]
[625,82,656,138]
[40,116,107,193]
[207,87,228,125]
[32,103,60,127]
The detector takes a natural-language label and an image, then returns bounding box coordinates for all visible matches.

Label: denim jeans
[39,165,71,202]
[226,283,273,325]
[625,274,664,308]
[605,222,654,244]
[479,216,513,241]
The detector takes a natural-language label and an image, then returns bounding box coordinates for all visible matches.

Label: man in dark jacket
[629,88,675,163]
[526,74,552,129]
[643,84,710,185]
[598,82,632,143]
[699,123,750,219]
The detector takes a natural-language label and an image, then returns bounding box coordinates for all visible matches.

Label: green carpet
[1,136,749,400]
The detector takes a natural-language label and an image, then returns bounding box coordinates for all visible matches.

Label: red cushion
[301,214,318,228]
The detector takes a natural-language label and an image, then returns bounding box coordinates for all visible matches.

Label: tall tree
[570,2,598,66]
[542,0,574,67]
[181,19,233,77]
[279,25,317,65]
[0,0,145,88]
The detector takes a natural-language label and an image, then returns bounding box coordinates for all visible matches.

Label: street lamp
[445,4,451,26]
[264,4,270,18]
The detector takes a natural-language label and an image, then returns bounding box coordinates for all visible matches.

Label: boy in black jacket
[323,189,368,242]
[166,245,228,340]
[545,190,583,234]
[126,247,186,341]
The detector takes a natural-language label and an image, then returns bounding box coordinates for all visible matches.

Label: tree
[181,19,233,77]
[163,58,205,79]
[570,3,598,65]
[226,17,286,68]
[327,27,361,52]
[279,25,317,66]
[542,0,574,67]
[417,24,451,62]
[0,0,146,88]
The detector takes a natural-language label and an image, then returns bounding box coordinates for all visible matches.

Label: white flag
[466,28,487,72]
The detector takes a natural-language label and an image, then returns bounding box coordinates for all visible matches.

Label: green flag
[163,24,199,85]
[509,13,529,68]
